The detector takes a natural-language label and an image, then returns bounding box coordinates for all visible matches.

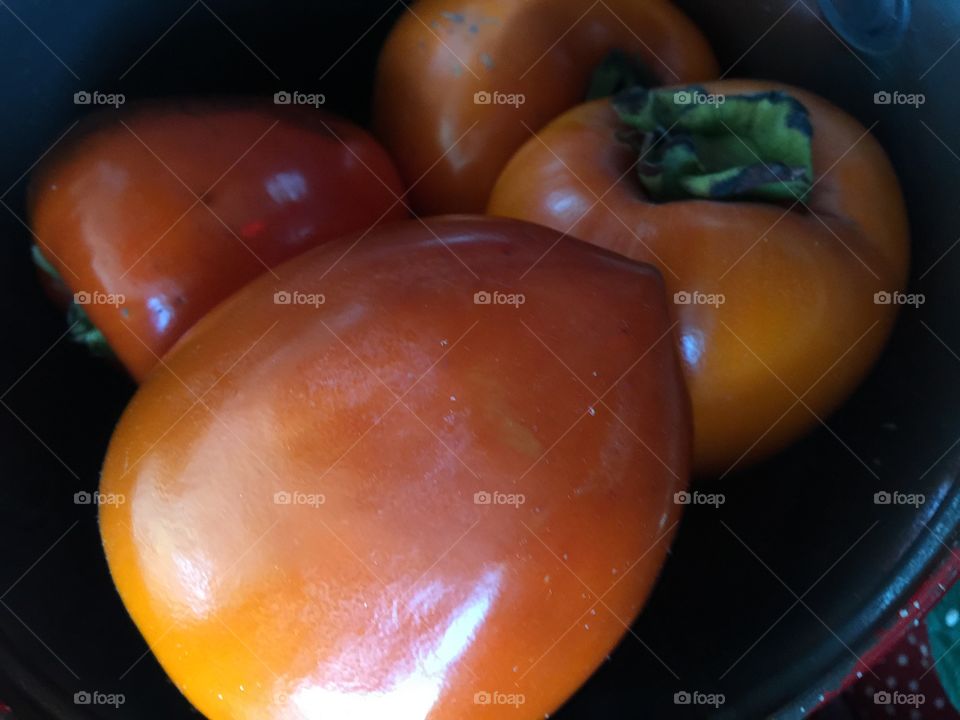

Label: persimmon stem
[612,85,815,202]
[586,50,658,100]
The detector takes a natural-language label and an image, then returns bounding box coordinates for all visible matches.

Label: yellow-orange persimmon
[99,217,690,719]
[489,80,909,475]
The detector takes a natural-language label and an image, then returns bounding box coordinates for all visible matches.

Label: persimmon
[488,81,910,475]
[373,0,718,214]
[29,100,407,380]
[99,216,690,719]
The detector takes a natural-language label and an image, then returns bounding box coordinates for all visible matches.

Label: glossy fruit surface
[30,100,407,380]
[373,0,718,214]
[99,216,690,719]
[489,80,910,475]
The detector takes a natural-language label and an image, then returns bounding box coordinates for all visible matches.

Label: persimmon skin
[373,0,718,215]
[29,100,408,381]
[488,80,910,476]
[99,216,690,720]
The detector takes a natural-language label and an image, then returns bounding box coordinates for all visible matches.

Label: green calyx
[586,49,659,101]
[65,302,114,358]
[31,245,114,358]
[611,85,815,203]
[30,244,60,279]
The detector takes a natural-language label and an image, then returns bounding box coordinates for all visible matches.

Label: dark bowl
[1,0,958,718]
